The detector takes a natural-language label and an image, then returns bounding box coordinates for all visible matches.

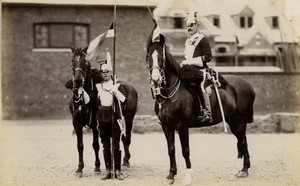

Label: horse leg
[178,126,192,186]
[92,125,101,173]
[229,119,250,178]
[121,117,133,168]
[162,125,177,184]
[73,123,84,177]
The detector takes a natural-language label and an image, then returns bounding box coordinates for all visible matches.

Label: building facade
[154,0,300,72]
[1,0,300,119]
[2,0,157,119]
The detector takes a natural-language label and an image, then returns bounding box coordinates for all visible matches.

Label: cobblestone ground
[0,120,300,186]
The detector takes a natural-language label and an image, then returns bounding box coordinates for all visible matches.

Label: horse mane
[164,47,180,76]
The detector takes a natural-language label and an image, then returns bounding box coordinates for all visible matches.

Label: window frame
[33,22,90,49]
[239,16,253,28]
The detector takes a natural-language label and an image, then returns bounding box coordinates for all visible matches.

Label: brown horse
[146,23,255,185]
[68,46,138,176]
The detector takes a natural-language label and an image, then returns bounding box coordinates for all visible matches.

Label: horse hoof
[75,172,83,178]
[164,179,174,185]
[166,174,175,185]
[236,171,248,178]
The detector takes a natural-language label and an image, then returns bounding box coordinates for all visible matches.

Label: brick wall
[2,5,155,119]
[236,72,300,115]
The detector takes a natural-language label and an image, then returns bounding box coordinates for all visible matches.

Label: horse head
[146,42,166,88]
[70,45,90,89]
[146,21,167,92]
[146,24,180,98]
[70,45,90,109]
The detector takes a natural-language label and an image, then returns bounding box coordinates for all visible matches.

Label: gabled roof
[195,2,299,44]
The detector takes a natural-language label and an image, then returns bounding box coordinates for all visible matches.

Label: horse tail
[246,82,255,124]
[240,80,255,124]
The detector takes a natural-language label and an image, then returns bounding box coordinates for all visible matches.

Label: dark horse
[146,24,255,185]
[67,45,138,176]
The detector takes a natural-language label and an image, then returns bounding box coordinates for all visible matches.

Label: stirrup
[197,109,213,123]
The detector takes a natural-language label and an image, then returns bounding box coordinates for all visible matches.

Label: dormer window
[213,16,220,28]
[170,12,185,29]
[206,15,220,28]
[265,16,279,29]
[240,16,253,28]
[272,16,279,28]
[237,5,254,29]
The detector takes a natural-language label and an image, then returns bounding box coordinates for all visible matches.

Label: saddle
[182,68,226,127]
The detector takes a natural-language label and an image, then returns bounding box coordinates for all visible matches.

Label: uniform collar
[188,32,201,45]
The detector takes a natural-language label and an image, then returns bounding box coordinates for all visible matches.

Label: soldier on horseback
[180,11,213,123]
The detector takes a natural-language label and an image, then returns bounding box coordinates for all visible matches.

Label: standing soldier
[95,54,126,180]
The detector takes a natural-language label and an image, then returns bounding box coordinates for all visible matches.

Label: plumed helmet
[97,52,112,71]
[186,11,199,25]
[100,64,111,71]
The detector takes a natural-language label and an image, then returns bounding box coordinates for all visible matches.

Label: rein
[71,51,89,112]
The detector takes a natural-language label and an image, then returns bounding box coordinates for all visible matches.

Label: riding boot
[101,150,113,180]
[114,150,124,180]
[201,92,213,123]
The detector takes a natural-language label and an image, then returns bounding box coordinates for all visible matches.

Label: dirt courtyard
[0,120,300,186]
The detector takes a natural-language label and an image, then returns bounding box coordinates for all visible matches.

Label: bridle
[71,51,88,112]
[146,43,181,109]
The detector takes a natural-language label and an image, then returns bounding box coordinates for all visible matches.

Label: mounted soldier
[179,11,213,123]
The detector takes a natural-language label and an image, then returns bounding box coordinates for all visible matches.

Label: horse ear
[70,45,76,53]
[82,45,88,54]
[146,20,158,52]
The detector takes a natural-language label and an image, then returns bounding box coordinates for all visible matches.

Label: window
[248,17,253,27]
[240,16,253,28]
[173,17,184,29]
[218,47,227,53]
[272,16,279,28]
[34,23,89,48]
[240,17,245,28]
[213,17,220,27]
